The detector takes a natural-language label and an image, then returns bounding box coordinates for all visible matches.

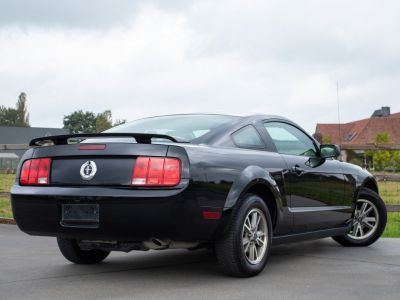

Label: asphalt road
[1,224,399,300]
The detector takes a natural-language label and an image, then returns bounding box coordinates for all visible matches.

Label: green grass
[0,197,12,218]
[382,212,400,238]
[0,174,15,193]
[0,174,15,218]
[378,181,400,205]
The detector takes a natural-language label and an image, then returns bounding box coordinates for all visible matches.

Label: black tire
[215,194,272,277]
[57,238,110,264]
[333,188,387,247]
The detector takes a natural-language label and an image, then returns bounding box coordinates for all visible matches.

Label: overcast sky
[1,0,399,133]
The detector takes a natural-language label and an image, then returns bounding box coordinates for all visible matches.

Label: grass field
[378,181,400,205]
[383,213,400,237]
[0,174,15,193]
[0,174,399,237]
[0,174,15,218]
[0,197,13,218]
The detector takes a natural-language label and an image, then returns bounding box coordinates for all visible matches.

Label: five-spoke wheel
[242,208,268,265]
[215,194,272,277]
[333,188,387,247]
[347,199,379,240]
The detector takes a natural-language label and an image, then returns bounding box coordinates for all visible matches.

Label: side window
[231,125,264,149]
[264,122,317,156]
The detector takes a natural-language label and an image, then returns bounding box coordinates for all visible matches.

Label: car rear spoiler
[29,133,188,146]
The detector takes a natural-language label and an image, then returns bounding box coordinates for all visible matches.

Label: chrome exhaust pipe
[142,238,169,250]
[142,238,199,250]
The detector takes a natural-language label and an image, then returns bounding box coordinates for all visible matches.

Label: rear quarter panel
[181,144,290,235]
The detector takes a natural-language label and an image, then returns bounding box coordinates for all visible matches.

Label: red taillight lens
[37,158,51,184]
[20,158,51,185]
[20,160,32,185]
[132,157,181,186]
[147,157,165,185]
[132,157,150,185]
[163,158,181,185]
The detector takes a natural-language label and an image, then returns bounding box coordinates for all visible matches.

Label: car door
[263,121,353,233]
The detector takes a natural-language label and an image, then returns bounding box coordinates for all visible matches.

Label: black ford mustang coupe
[11,114,387,277]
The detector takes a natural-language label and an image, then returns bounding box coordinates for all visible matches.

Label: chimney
[372,106,391,117]
[381,106,390,116]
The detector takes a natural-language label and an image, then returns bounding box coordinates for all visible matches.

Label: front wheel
[57,238,110,264]
[215,194,272,277]
[333,188,387,247]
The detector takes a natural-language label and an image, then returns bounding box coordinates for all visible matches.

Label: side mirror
[320,144,341,158]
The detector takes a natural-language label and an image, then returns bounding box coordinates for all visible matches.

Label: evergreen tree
[0,92,30,127]
[15,92,30,126]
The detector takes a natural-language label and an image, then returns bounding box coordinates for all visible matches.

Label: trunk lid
[32,142,170,186]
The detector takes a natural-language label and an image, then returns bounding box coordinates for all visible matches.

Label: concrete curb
[0,218,16,225]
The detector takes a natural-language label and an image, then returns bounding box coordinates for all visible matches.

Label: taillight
[132,157,181,186]
[20,158,51,185]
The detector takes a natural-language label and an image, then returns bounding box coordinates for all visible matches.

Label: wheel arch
[362,177,379,194]
[352,176,379,205]
[245,183,278,228]
[224,165,284,230]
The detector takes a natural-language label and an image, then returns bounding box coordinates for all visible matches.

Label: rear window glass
[106,114,239,142]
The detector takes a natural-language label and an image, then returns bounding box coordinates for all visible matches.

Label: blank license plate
[61,204,99,227]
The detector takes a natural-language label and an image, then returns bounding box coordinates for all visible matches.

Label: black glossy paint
[11,115,378,244]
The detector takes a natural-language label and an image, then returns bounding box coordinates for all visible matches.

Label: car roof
[131,113,290,122]
[117,113,302,145]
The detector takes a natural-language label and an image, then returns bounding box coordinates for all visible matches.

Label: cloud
[0,0,192,28]
[0,0,400,133]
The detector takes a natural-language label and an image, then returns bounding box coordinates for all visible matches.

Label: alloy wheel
[347,199,379,240]
[241,208,268,265]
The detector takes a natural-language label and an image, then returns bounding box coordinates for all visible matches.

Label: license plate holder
[61,204,99,228]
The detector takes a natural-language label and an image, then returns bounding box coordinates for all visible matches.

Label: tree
[63,109,124,133]
[372,150,393,171]
[0,92,30,127]
[375,132,389,145]
[63,110,97,134]
[15,92,30,126]
[367,132,400,171]
[0,106,17,126]
[322,134,332,144]
[95,110,113,132]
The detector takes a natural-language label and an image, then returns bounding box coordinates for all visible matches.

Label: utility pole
[337,81,341,147]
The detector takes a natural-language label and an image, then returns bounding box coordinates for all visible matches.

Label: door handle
[291,165,304,176]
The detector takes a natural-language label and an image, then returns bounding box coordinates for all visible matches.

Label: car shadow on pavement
[54,238,349,280]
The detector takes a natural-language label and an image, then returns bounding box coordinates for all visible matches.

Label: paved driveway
[1,224,399,299]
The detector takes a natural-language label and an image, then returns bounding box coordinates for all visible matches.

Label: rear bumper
[11,183,224,242]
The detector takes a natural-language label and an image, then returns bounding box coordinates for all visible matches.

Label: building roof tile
[315,110,400,149]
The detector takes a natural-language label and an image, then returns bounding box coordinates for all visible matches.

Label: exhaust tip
[151,238,164,247]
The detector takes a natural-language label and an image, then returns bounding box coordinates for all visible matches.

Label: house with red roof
[315,107,400,168]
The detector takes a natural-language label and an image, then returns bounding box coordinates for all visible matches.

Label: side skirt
[272,224,350,245]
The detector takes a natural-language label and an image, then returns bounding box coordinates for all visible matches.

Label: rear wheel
[333,188,387,247]
[215,194,272,277]
[57,238,110,264]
